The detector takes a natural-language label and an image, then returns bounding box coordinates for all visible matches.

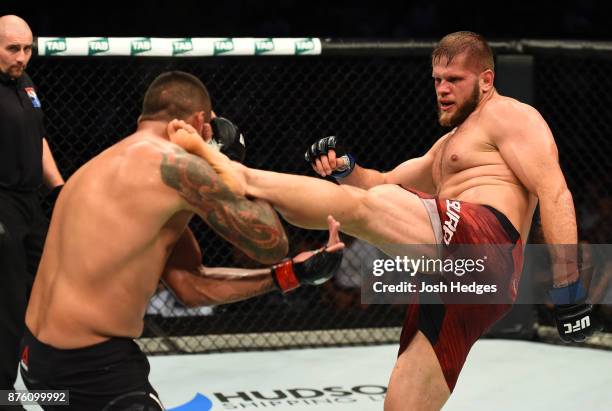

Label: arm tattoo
[160,151,287,263]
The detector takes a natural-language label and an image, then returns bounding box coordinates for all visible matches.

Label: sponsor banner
[361,244,612,304]
[37,37,322,56]
[167,384,386,410]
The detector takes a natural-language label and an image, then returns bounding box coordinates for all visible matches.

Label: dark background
[3,0,611,40]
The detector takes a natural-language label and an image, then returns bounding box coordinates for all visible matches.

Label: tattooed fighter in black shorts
[20,71,344,410]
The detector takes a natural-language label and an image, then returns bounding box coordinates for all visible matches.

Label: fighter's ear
[480,69,494,93]
[189,111,206,136]
[201,122,213,143]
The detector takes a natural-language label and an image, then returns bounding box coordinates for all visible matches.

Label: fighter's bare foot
[167,119,246,196]
[167,119,202,154]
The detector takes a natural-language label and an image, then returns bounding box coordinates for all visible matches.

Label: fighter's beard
[438,83,480,128]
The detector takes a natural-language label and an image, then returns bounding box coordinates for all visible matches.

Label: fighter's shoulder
[481,95,544,125]
[480,95,549,140]
[123,137,185,161]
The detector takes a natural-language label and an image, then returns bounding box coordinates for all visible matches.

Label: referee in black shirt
[0,15,64,399]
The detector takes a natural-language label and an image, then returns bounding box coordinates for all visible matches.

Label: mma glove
[271,246,343,293]
[210,117,246,163]
[304,136,355,179]
[549,281,598,343]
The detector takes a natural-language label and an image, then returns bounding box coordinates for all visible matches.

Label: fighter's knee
[338,185,396,226]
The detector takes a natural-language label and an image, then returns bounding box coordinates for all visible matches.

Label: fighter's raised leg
[167,122,436,254]
[243,167,436,253]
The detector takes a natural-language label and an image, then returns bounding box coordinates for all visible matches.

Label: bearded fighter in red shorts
[172,32,596,410]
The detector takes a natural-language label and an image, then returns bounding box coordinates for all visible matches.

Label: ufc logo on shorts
[443,200,461,245]
[564,316,590,334]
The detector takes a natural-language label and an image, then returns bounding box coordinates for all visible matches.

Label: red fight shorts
[398,189,524,392]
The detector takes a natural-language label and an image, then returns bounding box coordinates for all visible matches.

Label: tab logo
[214,38,234,55]
[295,38,315,55]
[45,38,67,55]
[255,38,275,55]
[88,38,109,55]
[131,38,152,55]
[172,38,193,55]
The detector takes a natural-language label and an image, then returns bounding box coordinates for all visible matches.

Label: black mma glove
[549,281,597,343]
[210,117,246,163]
[271,246,343,293]
[304,136,355,178]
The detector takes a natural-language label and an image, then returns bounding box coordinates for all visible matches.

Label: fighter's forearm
[539,187,579,286]
[199,265,271,278]
[337,164,386,189]
[164,266,275,307]
[244,166,366,232]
